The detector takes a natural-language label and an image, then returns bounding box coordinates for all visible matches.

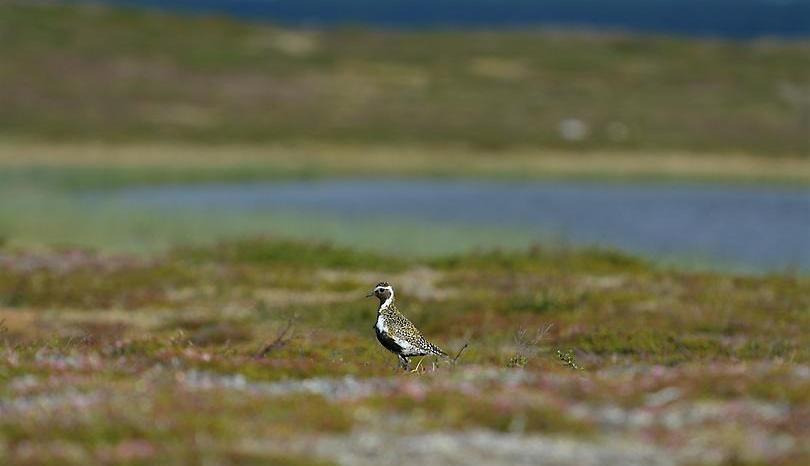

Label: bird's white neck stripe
[379,294,394,311]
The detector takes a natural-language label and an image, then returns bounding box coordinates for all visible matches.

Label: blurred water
[107,180,810,271]
[80,0,810,38]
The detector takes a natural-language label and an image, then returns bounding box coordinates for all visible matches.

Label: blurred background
[1,0,808,272]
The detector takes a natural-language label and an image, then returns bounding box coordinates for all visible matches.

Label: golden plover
[367,282,447,371]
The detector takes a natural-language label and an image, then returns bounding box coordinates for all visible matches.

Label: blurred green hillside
[1,1,808,155]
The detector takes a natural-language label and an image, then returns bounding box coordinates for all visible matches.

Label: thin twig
[0,318,7,347]
[451,342,470,365]
[255,319,294,359]
[536,322,554,343]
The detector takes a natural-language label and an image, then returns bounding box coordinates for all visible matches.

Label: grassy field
[1,2,809,155]
[4,142,810,185]
[0,238,808,464]
[0,4,808,464]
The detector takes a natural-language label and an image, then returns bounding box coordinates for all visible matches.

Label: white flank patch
[393,335,416,353]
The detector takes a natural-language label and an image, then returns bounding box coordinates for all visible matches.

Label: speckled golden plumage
[367,282,447,370]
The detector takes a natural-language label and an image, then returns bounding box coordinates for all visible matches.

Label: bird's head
[366,281,394,302]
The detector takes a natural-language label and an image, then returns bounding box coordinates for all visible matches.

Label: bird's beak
[365,291,374,298]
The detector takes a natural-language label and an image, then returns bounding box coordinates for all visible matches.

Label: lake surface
[76,0,810,39]
[109,180,810,272]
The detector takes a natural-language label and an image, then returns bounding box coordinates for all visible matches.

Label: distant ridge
[66,0,810,39]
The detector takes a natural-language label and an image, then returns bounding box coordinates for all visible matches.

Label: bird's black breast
[374,326,403,355]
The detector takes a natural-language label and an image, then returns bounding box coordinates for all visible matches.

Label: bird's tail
[428,342,449,358]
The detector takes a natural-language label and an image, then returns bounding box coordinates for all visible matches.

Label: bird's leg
[398,355,410,371]
[410,357,425,373]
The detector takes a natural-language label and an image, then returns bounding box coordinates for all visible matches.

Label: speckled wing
[389,316,447,357]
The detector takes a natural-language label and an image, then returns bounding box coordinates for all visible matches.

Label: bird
[366,281,447,371]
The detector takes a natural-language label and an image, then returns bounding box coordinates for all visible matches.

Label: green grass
[0,238,807,464]
[0,3,808,462]
[0,2,808,155]
[4,143,810,188]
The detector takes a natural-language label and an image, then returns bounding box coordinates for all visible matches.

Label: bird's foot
[398,355,410,371]
[410,357,425,373]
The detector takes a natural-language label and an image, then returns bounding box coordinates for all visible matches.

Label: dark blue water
[109,180,810,271]
[70,0,810,39]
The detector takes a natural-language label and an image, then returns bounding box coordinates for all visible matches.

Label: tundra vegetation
[1,2,809,157]
[0,2,808,465]
[0,240,807,464]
